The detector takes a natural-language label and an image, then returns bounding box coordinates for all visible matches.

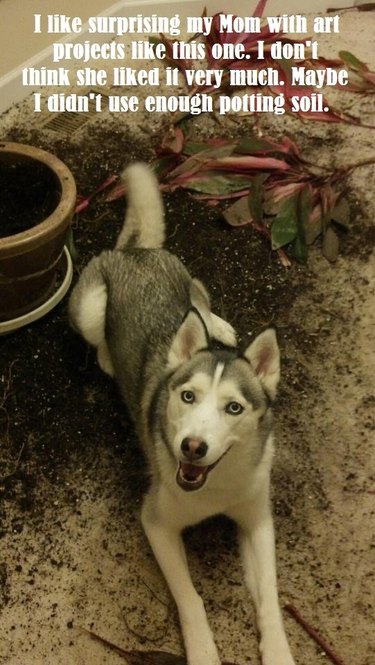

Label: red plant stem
[83,628,131,658]
[75,174,118,214]
[284,604,346,665]
[340,157,375,174]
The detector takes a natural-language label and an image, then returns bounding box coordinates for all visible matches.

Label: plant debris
[70,0,375,265]
[284,604,347,665]
[74,174,118,214]
[85,628,238,665]
[101,128,375,264]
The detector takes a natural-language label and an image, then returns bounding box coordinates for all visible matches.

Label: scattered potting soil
[0,158,60,237]
[0,117,374,665]
[0,9,374,662]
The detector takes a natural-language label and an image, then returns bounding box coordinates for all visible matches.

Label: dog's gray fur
[69,163,295,665]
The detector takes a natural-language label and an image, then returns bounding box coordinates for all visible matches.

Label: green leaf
[185,174,251,195]
[197,144,236,160]
[183,141,211,156]
[223,197,252,227]
[331,196,350,229]
[65,227,78,262]
[248,173,269,224]
[293,185,310,263]
[236,137,278,154]
[271,195,298,249]
[322,225,340,262]
[293,234,308,263]
[169,144,235,178]
[305,213,322,245]
[278,59,293,79]
[153,155,177,174]
[339,50,365,71]
[298,185,311,224]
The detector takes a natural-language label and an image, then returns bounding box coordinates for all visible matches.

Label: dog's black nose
[181,437,208,460]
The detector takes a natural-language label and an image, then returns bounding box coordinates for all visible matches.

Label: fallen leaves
[74,125,374,265]
[151,130,354,264]
[73,0,375,265]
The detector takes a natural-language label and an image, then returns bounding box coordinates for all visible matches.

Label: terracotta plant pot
[0,142,76,324]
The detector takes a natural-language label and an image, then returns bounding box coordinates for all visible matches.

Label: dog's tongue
[180,462,205,479]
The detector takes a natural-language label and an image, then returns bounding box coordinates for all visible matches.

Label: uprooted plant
[104,126,374,265]
[77,1,375,264]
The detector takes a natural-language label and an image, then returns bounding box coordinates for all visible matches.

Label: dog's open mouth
[177,462,212,491]
[176,452,228,492]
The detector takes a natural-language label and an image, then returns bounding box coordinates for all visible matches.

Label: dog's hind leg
[68,257,114,376]
[141,495,221,665]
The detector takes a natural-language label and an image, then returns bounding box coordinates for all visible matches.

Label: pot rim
[0,246,73,333]
[0,142,77,257]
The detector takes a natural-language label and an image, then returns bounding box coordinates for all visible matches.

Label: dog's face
[165,311,280,492]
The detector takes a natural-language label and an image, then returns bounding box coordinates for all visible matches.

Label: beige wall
[0,0,113,77]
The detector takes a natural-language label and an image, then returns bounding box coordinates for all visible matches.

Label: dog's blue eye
[226,402,244,415]
[181,390,195,404]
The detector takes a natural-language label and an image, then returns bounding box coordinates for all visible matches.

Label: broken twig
[82,627,238,664]
[284,603,346,665]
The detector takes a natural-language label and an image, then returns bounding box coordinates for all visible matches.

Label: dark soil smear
[0,158,60,237]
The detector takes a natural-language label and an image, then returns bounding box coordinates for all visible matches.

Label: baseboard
[0,0,354,114]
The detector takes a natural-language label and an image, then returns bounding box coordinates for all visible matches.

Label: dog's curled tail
[116,163,165,250]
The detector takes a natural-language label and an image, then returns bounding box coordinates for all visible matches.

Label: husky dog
[69,164,295,665]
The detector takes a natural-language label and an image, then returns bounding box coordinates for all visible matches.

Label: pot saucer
[0,246,73,334]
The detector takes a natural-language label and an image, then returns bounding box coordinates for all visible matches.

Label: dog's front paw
[185,633,221,665]
[186,647,221,665]
[263,655,295,665]
[210,313,237,347]
[261,639,295,665]
[263,654,295,665]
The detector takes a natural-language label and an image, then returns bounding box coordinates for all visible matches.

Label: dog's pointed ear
[244,328,280,400]
[168,309,208,369]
